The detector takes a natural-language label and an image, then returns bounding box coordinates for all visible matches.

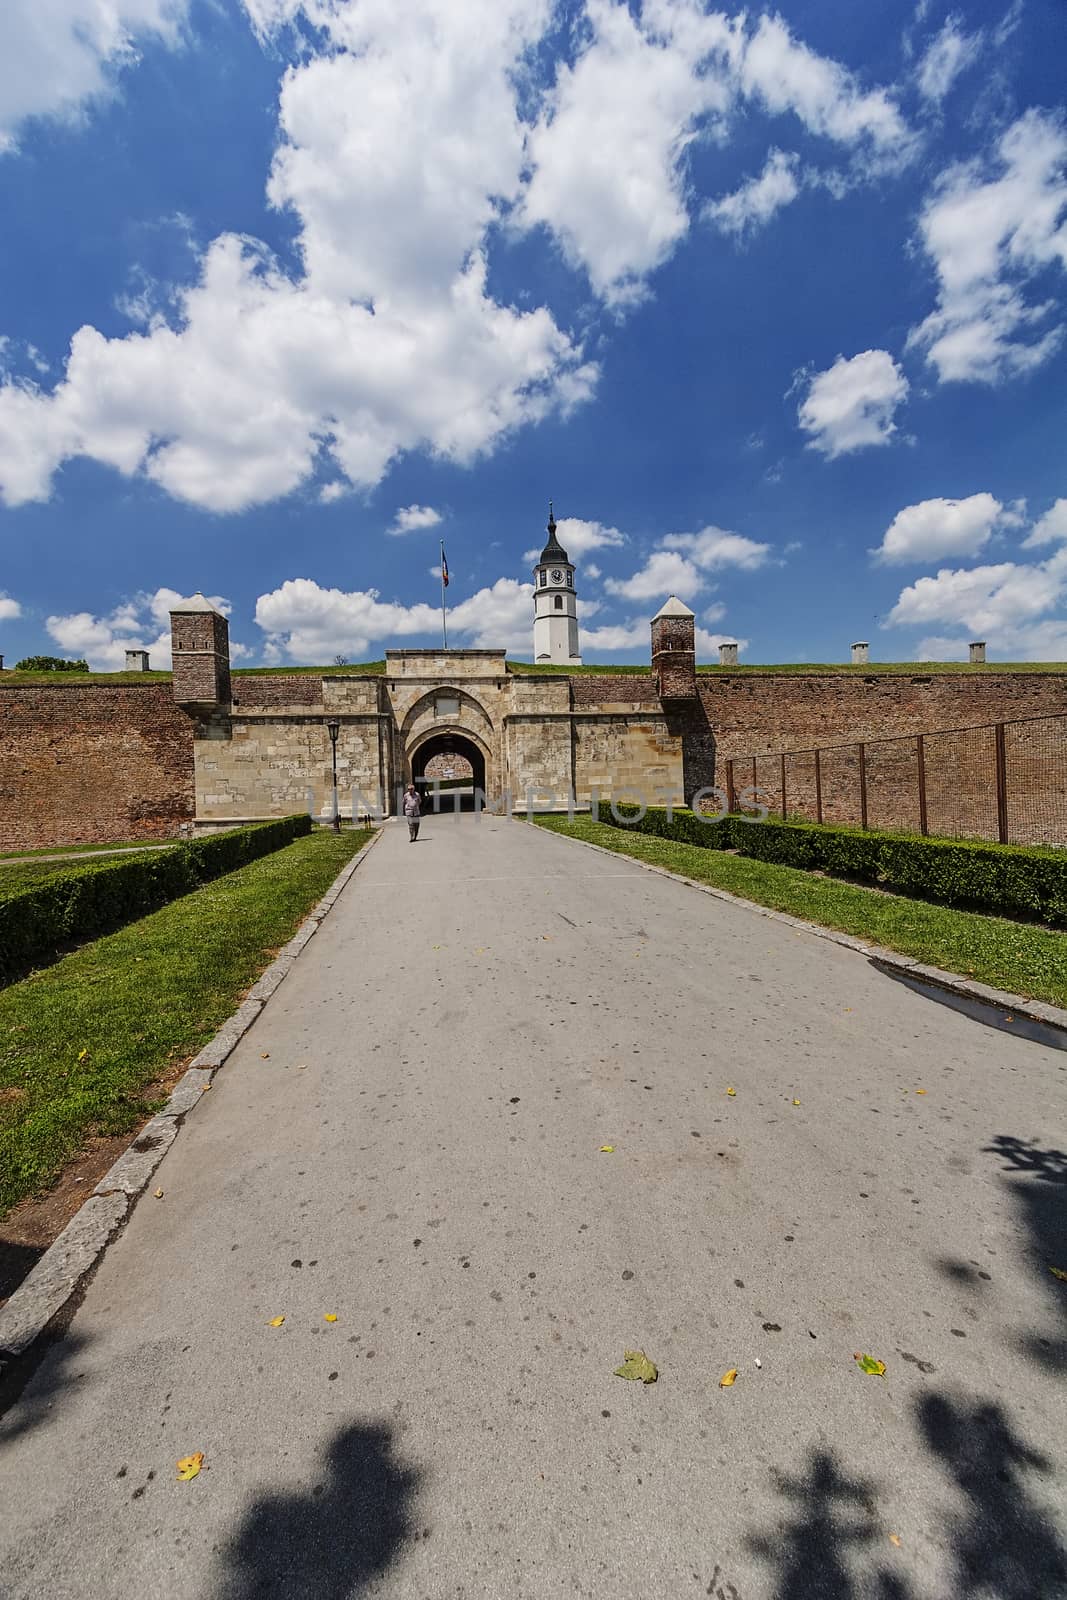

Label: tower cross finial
[548,499,555,533]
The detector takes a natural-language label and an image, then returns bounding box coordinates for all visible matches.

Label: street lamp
[325,717,341,833]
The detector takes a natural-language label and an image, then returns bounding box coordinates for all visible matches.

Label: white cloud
[388,504,443,536]
[908,110,1067,384]
[739,13,913,163]
[916,15,982,103]
[553,516,626,558]
[886,546,1067,657]
[0,0,596,512]
[0,593,21,620]
[0,0,188,153]
[1023,498,1067,548]
[704,148,800,239]
[517,3,912,304]
[517,0,736,308]
[702,601,726,624]
[523,516,626,565]
[797,349,909,457]
[580,620,650,652]
[916,622,1067,662]
[661,524,772,569]
[255,573,536,659]
[318,481,350,504]
[585,562,602,580]
[696,628,747,658]
[604,550,704,601]
[874,493,1008,564]
[45,586,241,669]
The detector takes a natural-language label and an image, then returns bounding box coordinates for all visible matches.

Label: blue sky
[1,0,1066,667]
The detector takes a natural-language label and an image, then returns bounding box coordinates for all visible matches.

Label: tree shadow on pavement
[982,1134,1067,1372]
[745,1446,913,1600]
[916,1391,1067,1599]
[0,1327,91,1446]
[216,1419,421,1600]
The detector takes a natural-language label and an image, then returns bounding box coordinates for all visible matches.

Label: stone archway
[408,729,488,812]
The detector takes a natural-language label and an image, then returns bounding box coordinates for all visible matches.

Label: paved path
[2,815,1065,1600]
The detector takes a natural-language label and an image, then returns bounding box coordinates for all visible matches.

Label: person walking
[403,782,422,842]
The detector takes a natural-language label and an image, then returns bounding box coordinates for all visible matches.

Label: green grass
[532,815,1067,1008]
[0,829,370,1217]
[0,838,175,865]
[0,855,175,897]
[6,659,1066,685]
[505,659,1067,675]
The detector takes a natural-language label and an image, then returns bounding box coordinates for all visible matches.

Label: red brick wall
[696,672,1067,755]
[0,684,194,851]
[231,675,330,708]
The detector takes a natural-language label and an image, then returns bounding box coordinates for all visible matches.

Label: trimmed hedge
[0,816,312,982]
[597,804,1067,927]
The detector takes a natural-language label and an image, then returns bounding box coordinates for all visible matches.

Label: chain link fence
[724,713,1067,847]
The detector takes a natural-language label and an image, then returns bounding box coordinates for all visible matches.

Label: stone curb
[0,827,382,1361]
[522,819,1067,1036]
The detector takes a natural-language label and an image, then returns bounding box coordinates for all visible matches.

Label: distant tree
[15,655,89,672]
[333,654,350,667]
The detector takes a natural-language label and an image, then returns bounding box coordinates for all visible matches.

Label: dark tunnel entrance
[409,733,487,812]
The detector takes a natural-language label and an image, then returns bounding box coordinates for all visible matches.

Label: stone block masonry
[0,684,194,852]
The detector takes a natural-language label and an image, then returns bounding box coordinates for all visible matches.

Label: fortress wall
[696,672,1066,757]
[0,683,194,851]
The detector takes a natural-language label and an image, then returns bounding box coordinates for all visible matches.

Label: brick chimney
[170,595,231,708]
[969,641,986,664]
[651,596,697,700]
[851,642,869,665]
[125,648,150,672]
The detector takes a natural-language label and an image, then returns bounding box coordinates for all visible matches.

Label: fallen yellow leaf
[324,1313,338,1323]
[614,1350,657,1383]
[889,1534,902,1548]
[153,1188,164,1199]
[915,1089,927,1095]
[719,1368,738,1388]
[792,1099,801,1106]
[854,1352,887,1376]
[200,1083,211,1091]
[77,1048,89,1061]
[260,1052,270,1059]
[268,1315,285,1327]
[726,1087,736,1097]
[599,1144,615,1153]
[177,1452,204,1481]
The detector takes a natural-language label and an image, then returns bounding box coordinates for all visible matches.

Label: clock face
[551,569,563,583]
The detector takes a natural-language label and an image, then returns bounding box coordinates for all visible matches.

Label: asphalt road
[2,814,1065,1600]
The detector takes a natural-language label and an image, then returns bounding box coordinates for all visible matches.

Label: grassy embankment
[532,814,1067,1009]
[0,829,369,1217]
[5,659,1065,684]
[0,839,175,863]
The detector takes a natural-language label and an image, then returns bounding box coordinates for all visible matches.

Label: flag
[441,546,450,588]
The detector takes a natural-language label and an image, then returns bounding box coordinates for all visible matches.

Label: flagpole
[440,540,448,649]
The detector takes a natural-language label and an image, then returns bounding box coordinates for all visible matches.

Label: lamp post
[326,717,341,833]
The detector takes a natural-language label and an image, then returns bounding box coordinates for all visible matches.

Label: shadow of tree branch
[215,1419,421,1600]
[982,1134,1067,1372]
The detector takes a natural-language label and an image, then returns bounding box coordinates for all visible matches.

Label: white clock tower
[532,505,582,664]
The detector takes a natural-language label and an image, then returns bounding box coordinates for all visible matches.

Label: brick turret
[170,595,231,709]
[651,595,697,700]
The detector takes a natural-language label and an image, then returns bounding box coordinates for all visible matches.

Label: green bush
[0,816,312,981]
[13,655,89,672]
[598,806,1067,927]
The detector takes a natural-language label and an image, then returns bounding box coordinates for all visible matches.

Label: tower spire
[548,499,555,534]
